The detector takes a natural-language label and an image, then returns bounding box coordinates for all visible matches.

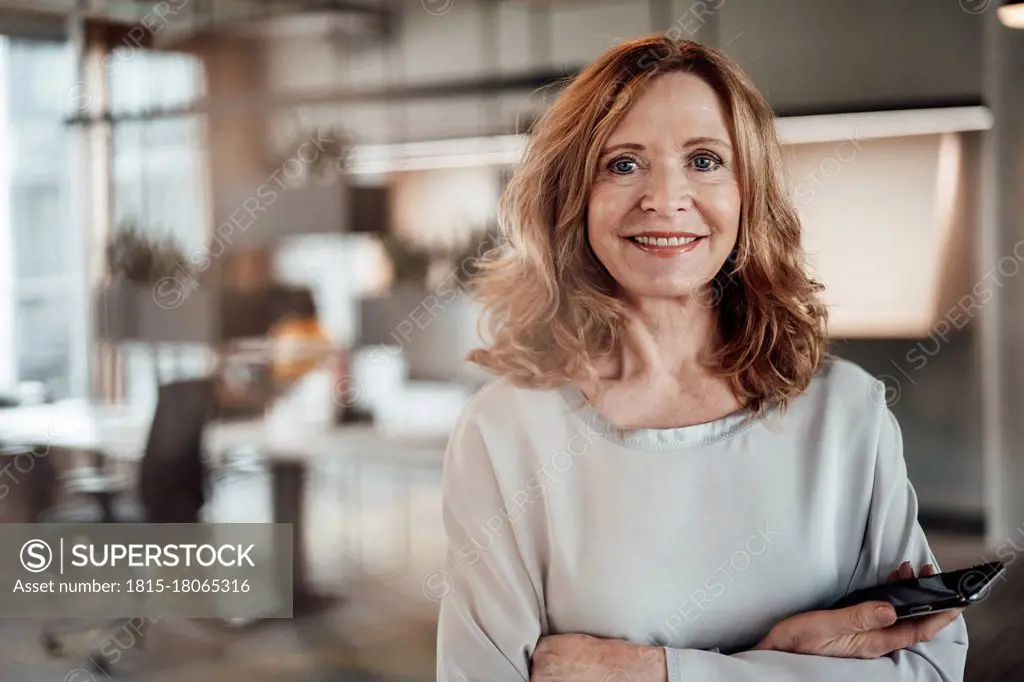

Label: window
[15,292,72,396]
[12,184,67,278]
[0,36,207,402]
[112,117,207,254]
[6,40,72,119]
[109,49,208,407]
[0,37,80,398]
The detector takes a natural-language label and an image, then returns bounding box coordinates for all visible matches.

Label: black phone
[829,560,1006,619]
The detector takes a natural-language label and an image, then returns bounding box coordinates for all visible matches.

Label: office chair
[138,379,216,523]
[38,378,216,673]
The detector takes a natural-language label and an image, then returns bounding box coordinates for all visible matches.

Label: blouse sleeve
[663,407,968,681]
[435,413,546,682]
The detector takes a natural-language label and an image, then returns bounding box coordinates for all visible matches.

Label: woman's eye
[609,158,639,174]
[691,153,722,172]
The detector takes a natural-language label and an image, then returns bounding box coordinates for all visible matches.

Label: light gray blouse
[435,357,968,681]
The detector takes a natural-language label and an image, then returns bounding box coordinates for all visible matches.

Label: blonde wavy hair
[467,35,828,414]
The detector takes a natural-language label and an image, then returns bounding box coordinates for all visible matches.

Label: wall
[198,35,273,247]
[794,132,975,338]
[834,336,984,518]
[717,0,983,112]
[390,166,499,249]
[981,9,1024,544]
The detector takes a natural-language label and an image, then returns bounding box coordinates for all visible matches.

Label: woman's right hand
[752,563,963,660]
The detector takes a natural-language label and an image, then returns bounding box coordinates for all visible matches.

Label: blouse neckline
[557,382,773,451]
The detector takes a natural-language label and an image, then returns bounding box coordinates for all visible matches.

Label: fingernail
[876,605,896,624]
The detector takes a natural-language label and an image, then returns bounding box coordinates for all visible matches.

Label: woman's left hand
[752,563,962,659]
[531,634,667,682]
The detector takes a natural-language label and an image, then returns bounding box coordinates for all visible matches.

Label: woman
[436,35,967,681]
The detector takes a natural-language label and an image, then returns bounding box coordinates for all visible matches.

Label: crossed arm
[436,411,968,682]
[528,562,963,682]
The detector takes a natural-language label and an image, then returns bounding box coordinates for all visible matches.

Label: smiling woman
[436,35,968,682]
[464,37,824,420]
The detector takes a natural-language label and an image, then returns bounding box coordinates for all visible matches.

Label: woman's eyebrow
[599,142,645,157]
[685,136,732,150]
[600,137,732,157]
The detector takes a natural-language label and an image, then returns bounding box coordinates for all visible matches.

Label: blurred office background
[0,0,1022,680]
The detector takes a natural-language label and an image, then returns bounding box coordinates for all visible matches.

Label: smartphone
[829,560,1006,619]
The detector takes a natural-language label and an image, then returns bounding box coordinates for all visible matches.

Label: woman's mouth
[624,234,707,257]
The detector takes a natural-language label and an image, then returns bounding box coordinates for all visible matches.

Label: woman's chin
[618,279,719,303]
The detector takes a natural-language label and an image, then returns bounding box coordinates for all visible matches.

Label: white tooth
[656,238,669,246]
[666,237,680,246]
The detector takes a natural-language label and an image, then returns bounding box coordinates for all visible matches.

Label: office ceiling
[0,0,598,46]
[0,0,392,22]
[0,0,601,22]
[0,0,397,46]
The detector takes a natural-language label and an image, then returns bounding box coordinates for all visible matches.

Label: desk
[0,400,450,462]
[0,400,147,461]
[0,401,451,600]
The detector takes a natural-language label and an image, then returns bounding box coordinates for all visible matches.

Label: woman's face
[587,71,741,301]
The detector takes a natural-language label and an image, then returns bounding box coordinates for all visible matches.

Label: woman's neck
[579,296,742,429]
[602,295,719,382]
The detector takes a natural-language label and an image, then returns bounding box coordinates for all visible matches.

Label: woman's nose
[640,163,695,216]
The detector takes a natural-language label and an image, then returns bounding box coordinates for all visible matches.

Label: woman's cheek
[587,189,620,237]
[695,180,742,225]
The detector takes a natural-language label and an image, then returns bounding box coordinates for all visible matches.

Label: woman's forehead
[609,72,731,142]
